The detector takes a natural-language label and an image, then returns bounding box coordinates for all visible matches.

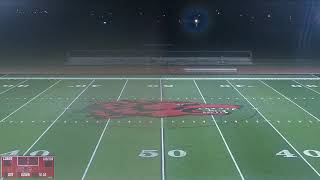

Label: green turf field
[1,74,320,180]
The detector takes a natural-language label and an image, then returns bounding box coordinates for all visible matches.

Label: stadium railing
[65,50,253,66]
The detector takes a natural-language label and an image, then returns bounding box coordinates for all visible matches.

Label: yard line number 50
[139,149,187,158]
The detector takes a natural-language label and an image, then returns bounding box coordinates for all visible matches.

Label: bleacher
[65,50,253,66]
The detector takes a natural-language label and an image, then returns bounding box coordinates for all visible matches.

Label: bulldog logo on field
[90,100,241,119]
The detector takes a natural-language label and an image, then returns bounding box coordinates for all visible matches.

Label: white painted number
[1,149,50,156]
[17,85,29,88]
[220,85,254,88]
[303,150,320,157]
[147,85,159,88]
[291,85,302,88]
[2,84,29,88]
[0,150,20,156]
[168,150,187,158]
[163,85,173,88]
[92,85,102,88]
[30,150,50,156]
[277,149,320,158]
[68,85,87,88]
[139,150,159,158]
[139,149,187,158]
[220,85,231,88]
[276,150,297,158]
[306,85,318,88]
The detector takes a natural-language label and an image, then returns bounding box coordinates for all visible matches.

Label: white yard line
[193,80,245,180]
[81,79,128,180]
[23,80,95,156]
[0,80,28,96]
[260,80,320,122]
[160,79,165,180]
[227,80,320,177]
[0,80,61,123]
[293,80,320,96]
[0,77,320,80]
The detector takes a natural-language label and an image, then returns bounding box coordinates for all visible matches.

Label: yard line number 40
[277,149,320,158]
[0,150,50,156]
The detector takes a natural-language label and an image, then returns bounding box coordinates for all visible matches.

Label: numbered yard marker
[163,85,173,88]
[17,85,29,88]
[147,85,159,88]
[1,149,51,157]
[276,150,297,158]
[167,150,187,158]
[303,150,320,157]
[306,85,318,88]
[139,149,187,158]
[0,150,20,156]
[139,150,159,158]
[30,150,50,156]
[68,85,88,88]
[276,149,320,158]
[220,85,231,88]
[291,85,302,88]
[92,85,102,88]
[3,85,14,87]
[221,85,253,88]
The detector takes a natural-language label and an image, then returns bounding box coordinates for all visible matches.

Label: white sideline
[81,79,128,180]
[194,80,245,180]
[160,79,165,180]
[0,80,61,123]
[0,77,320,80]
[293,80,320,96]
[227,80,320,177]
[0,80,28,96]
[260,80,320,122]
[23,80,95,155]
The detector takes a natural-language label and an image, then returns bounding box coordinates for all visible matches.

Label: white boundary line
[292,80,320,96]
[260,80,320,122]
[0,80,61,123]
[227,80,320,177]
[193,80,245,180]
[23,80,96,156]
[0,80,28,96]
[81,79,128,180]
[0,77,320,80]
[159,79,165,180]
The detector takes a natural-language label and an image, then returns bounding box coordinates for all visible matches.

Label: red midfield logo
[90,100,240,119]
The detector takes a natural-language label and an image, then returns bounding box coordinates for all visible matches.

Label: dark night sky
[0,0,320,59]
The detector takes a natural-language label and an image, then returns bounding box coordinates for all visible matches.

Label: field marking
[0,80,61,123]
[293,80,320,96]
[260,80,320,122]
[194,80,245,180]
[0,74,8,78]
[0,80,28,96]
[227,80,320,177]
[160,79,165,180]
[81,79,128,180]
[23,80,95,155]
[1,77,320,80]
